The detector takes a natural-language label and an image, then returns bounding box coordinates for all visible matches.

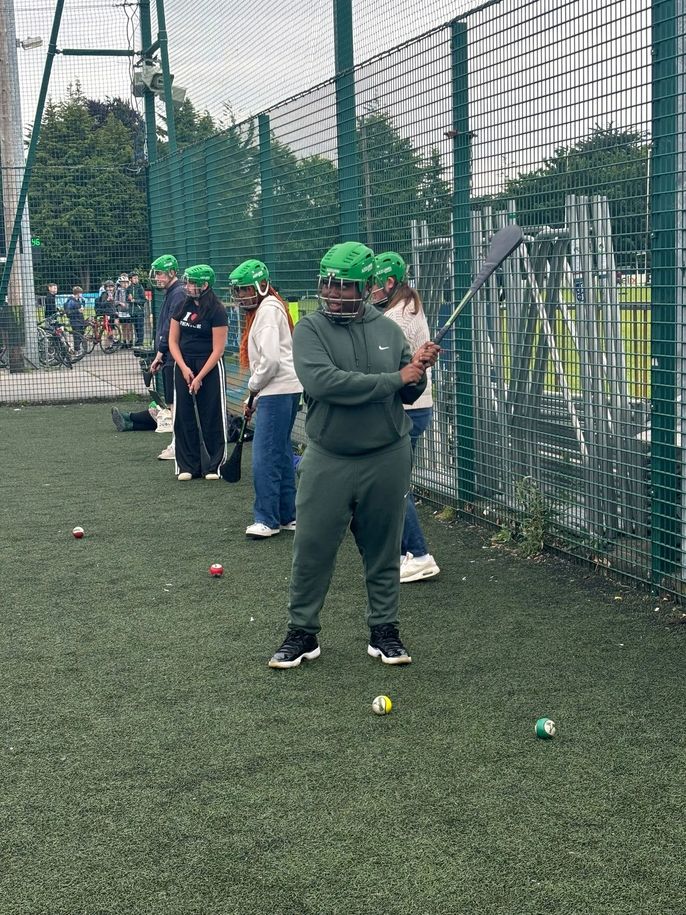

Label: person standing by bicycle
[115,274,134,349]
[44,282,58,320]
[64,286,86,354]
[129,272,147,347]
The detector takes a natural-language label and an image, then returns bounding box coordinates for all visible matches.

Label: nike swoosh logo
[378,345,389,350]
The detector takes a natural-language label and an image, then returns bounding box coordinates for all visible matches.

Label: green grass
[0,405,683,915]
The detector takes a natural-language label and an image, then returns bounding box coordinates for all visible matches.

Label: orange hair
[239,285,294,368]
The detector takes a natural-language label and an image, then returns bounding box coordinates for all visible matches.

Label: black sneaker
[368,624,412,665]
[268,629,321,669]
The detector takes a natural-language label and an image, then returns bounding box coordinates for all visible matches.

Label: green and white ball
[534,717,557,739]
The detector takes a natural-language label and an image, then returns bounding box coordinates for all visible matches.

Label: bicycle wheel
[54,336,73,369]
[81,322,97,354]
[67,333,87,363]
[37,329,60,366]
[100,323,122,354]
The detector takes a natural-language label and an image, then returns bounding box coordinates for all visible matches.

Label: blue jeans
[402,407,433,556]
[252,393,300,529]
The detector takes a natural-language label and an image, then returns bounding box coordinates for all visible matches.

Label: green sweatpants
[288,437,412,634]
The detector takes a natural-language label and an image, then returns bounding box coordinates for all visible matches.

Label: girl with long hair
[230,259,302,538]
[370,251,440,583]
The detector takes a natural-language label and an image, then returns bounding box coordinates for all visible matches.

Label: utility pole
[0,0,39,367]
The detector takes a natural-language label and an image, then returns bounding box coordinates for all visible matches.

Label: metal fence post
[650,0,681,587]
[334,0,360,239]
[451,19,474,504]
[258,114,276,275]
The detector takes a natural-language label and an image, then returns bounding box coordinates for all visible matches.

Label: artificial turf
[0,404,684,915]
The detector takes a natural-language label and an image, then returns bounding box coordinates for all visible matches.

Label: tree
[418,147,452,239]
[266,141,339,297]
[28,86,149,291]
[157,97,217,151]
[358,111,452,264]
[502,125,650,264]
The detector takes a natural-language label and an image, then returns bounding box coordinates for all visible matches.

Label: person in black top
[168,264,228,480]
[129,272,147,346]
[149,254,186,405]
[44,283,58,320]
[110,257,184,446]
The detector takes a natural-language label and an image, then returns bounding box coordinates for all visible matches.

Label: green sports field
[0,405,683,915]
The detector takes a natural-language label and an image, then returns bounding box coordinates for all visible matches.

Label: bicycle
[82,313,122,354]
[37,312,86,368]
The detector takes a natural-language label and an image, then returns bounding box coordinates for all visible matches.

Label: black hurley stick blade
[221,394,254,483]
[433,224,523,345]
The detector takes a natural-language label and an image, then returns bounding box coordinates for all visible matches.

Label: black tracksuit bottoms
[173,356,227,477]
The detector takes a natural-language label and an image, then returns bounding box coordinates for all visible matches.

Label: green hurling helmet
[318,241,375,324]
[371,251,407,309]
[149,253,179,279]
[183,264,215,289]
[373,251,406,286]
[229,258,270,309]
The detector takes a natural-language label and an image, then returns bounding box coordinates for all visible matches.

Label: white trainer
[246,522,280,538]
[205,473,220,480]
[400,552,440,583]
[280,521,296,531]
[177,472,193,481]
[158,443,175,460]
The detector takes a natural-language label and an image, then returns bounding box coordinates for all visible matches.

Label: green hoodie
[293,303,427,456]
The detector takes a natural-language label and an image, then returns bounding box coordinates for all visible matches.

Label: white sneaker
[205,473,220,480]
[246,522,280,538]
[400,552,440,583]
[155,409,173,433]
[280,520,296,531]
[158,443,175,460]
[177,472,193,481]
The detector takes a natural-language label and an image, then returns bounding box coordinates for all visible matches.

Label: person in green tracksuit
[268,241,440,669]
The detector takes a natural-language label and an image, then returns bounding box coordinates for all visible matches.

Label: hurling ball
[72,527,84,539]
[372,695,392,715]
[209,563,224,577]
[534,717,557,739]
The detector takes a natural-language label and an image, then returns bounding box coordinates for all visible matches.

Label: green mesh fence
[1,0,154,401]
[3,0,685,597]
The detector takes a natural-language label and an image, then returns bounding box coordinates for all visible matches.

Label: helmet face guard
[150,254,179,286]
[317,242,375,324]
[230,281,269,310]
[369,280,396,310]
[150,270,173,288]
[371,252,406,309]
[183,264,215,293]
[317,276,368,325]
[229,259,270,310]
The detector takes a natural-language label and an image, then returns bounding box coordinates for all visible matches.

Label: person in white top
[230,259,303,539]
[370,251,440,583]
